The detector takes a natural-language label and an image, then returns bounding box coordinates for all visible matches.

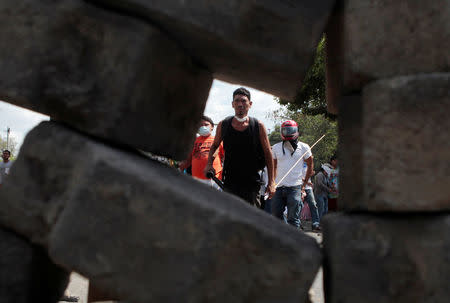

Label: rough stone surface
[339,73,450,211]
[326,0,450,111]
[0,0,212,159]
[0,226,69,303]
[0,121,322,303]
[323,213,450,303]
[89,0,336,100]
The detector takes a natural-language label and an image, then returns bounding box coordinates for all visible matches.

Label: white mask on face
[234,116,248,122]
[198,126,211,136]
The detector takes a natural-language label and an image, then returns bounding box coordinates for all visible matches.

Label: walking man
[271,120,314,229]
[204,87,275,205]
[314,164,332,219]
[0,150,13,187]
[302,162,321,231]
[327,155,339,211]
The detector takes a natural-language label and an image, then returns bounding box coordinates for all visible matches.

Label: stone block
[323,213,450,303]
[0,227,69,303]
[89,0,336,99]
[339,73,450,211]
[326,0,450,111]
[0,0,212,159]
[0,121,322,303]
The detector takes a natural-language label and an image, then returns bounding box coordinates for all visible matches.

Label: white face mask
[234,115,248,122]
[198,126,211,136]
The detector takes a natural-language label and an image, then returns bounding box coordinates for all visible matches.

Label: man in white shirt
[271,120,314,229]
[0,150,13,187]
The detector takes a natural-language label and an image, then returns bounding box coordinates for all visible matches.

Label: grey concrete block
[0,0,212,159]
[323,213,450,303]
[326,0,450,110]
[0,227,69,303]
[339,73,450,211]
[0,121,322,303]
[88,0,336,100]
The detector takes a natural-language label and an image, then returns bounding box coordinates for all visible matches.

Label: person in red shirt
[180,116,224,188]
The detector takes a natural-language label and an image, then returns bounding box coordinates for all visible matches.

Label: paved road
[60,230,324,303]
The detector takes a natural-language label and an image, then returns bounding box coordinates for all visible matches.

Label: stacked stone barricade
[0,122,322,302]
[339,73,450,212]
[323,214,450,303]
[0,0,448,302]
[0,0,339,301]
[325,0,450,113]
[0,0,213,159]
[0,227,69,303]
[323,1,450,302]
[88,0,336,100]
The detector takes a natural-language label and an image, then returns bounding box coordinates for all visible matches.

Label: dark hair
[233,87,251,100]
[330,154,337,162]
[3,150,10,155]
[201,115,214,126]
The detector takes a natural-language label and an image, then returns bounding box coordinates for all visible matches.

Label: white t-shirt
[0,160,14,185]
[272,141,312,187]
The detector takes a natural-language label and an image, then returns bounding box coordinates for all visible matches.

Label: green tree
[268,108,337,170]
[268,124,282,146]
[278,36,335,118]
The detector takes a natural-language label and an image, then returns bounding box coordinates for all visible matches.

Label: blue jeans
[271,186,303,228]
[263,198,272,214]
[315,193,328,220]
[305,188,320,227]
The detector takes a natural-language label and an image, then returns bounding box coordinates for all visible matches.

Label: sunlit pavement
[305,229,324,303]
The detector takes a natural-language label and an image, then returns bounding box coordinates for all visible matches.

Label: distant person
[327,155,339,211]
[302,162,321,231]
[0,150,13,187]
[205,87,275,205]
[271,120,314,229]
[259,167,271,213]
[180,116,224,188]
[314,164,332,219]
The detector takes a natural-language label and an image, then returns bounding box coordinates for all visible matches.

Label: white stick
[275,134,327,187]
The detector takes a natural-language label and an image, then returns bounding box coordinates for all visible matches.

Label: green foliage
[268,35,337,168]
[268,108,337,170]
[268,124,282,146]
[278,36,335,118]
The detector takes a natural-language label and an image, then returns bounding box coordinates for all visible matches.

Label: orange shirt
[191,135,224,180]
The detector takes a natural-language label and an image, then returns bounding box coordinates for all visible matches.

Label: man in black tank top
[205,87,275,205]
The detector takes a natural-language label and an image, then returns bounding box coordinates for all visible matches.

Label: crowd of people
[1,87,338,231]
[180,87,339,231]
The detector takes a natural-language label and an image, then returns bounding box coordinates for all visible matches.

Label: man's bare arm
[259,121,275,198]
[273,158,277,181]
[204,121,223,176]
[303,155,314,189]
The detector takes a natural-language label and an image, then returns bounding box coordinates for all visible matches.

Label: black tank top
[222,120,260,187]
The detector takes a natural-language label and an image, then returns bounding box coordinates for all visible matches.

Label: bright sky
[0,80,281,153]
[204,80,281,133]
